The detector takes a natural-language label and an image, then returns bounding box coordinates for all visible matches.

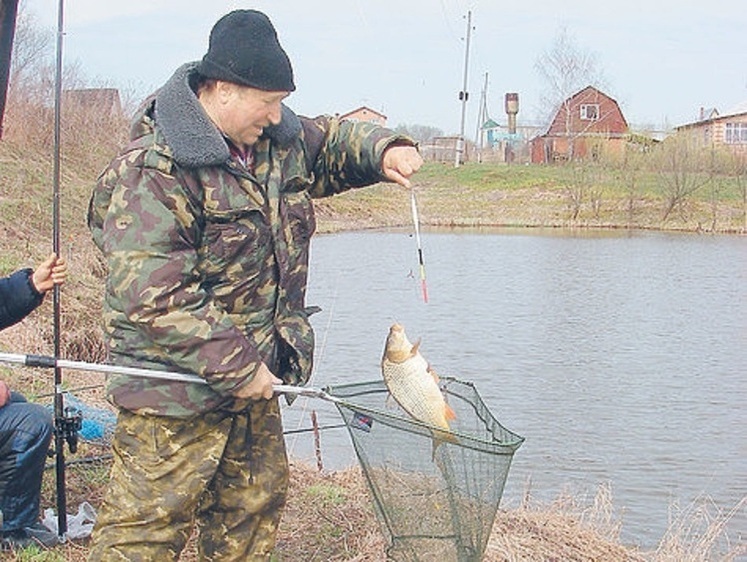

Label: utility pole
[455,10,472,168]
[474,72,489,163]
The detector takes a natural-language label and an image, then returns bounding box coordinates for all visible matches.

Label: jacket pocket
[200,206,271,283]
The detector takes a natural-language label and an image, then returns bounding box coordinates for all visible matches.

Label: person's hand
[31,253,68,294]
[233,363,283,400]
[0,380,11,408]
[382,145,423,188]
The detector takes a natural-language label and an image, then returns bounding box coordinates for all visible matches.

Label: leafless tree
[563,160,606,222]
[8,2,52,96]
[741,162,747,234]
[567,166,590,220]
[653,134,712,223]
[394,123,444,144]
[534,26,607,129]
[724,150,747,233]
[617,145,647,229]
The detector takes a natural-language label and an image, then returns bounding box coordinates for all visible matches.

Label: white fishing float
[410,189,428,303]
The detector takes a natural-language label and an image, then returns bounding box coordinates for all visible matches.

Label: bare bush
[651,134,713,222]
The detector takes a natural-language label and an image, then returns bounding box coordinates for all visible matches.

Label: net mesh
[326,377,524,562]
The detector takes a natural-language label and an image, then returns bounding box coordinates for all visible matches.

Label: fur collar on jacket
[154,62,302,168]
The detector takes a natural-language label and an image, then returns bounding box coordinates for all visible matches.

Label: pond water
[281,228,746,551]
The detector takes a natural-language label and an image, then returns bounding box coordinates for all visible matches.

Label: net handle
[273,384,342,404]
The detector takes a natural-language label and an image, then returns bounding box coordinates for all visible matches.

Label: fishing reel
[56,405,83,454]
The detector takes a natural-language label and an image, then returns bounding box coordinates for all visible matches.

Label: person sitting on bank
[0,253,67,550]
[0,253,68,330]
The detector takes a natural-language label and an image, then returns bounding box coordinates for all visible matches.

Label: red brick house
[530,86,628,163]
[338,106,387,127]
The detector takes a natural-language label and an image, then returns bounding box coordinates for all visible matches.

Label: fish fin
[428,366,440,383]
[410,339,423,357]
[444,403,457,421]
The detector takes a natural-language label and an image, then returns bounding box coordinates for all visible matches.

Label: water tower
[505,92,519,134]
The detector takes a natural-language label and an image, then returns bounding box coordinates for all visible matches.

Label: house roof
[540,85,628,137]
[699,107,719,120]
[675,100,747,130]
[722,100,747,118]
[338,105,387,120]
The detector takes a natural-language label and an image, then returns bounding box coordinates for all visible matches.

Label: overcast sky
[21,0,747,136]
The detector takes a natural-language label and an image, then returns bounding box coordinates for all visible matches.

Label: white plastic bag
[42,501,97,539]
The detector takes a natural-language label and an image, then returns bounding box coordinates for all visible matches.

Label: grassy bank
[315,160,747,234]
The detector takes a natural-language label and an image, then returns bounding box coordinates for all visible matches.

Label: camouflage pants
[87,398,289,562]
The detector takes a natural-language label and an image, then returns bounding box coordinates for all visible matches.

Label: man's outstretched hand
[382,145,423,188]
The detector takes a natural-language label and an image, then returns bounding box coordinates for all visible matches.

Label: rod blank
[0,352,331,399]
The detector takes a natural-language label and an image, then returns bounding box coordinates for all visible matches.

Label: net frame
[326,377,524,562]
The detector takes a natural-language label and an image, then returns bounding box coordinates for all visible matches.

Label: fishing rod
[1,352,206,384]
[410,189,428,303]
[51,0,74,541]
[0,351,338,399]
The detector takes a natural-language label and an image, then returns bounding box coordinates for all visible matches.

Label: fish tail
[430,429,459,460]
[437,428,459,445]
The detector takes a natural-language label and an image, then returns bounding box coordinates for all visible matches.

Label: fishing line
[410,189,429,303]
[285,257,341,458]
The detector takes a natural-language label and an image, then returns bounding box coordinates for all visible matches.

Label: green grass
[420,160,744,200]
[13,546,66,562]
[377,160,746,232]
[304,483,348,506]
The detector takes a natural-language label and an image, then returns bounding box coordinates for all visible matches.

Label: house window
[724,122,747,144]
[580,104,599,121]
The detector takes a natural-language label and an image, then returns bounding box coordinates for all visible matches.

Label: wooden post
[311,411,323,472]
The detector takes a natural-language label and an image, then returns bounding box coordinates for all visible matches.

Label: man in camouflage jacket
[86,9,422,562]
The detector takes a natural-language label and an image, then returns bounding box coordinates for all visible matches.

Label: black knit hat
[198,10,295,92]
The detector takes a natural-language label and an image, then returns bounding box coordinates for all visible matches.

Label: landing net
[326,377,524,562]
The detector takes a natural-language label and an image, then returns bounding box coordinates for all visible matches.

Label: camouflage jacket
[88,62,414,417]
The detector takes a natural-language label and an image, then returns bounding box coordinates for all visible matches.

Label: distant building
[62,88,122,116]
[478,118,543,163]
[530,86,629,164]
[338,106,387,127]
[420,136,471,163]
[674,101,747,157]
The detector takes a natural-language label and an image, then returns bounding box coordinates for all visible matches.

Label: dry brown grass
[0,458,739,561]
